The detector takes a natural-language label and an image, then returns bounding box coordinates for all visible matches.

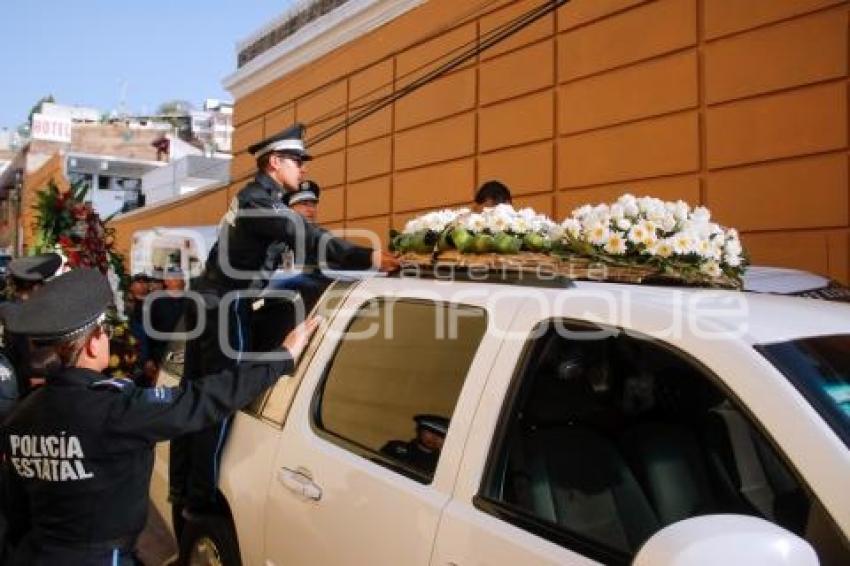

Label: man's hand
[372,249,400,273]
[282,316,322,363]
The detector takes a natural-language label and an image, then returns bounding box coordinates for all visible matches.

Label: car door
[433,292,850,566]
[262,280,522,565]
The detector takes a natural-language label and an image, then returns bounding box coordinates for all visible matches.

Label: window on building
[314,299,487,483]
[477,320,849,565]
[68,172,93,190]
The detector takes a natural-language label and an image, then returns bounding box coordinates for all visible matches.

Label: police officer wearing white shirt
[0,268,319,565]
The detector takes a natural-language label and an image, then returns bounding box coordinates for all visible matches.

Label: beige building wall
[112,0,850,283]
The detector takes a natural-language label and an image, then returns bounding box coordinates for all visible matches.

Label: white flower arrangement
[394,204,559,254]
[391,193,748,286]
[559,194,747,281]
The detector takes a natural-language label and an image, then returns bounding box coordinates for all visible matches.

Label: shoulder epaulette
[90,377,134,393]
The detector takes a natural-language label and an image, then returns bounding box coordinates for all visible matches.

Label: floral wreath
[32,180,140,378]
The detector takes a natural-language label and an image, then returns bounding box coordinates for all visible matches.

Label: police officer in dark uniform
[381,414,450,476]
[0,268,319,565]
[0,253,63,420]
[171,123,398,533]
[284,179,320,222]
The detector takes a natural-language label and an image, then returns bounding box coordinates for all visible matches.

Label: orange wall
[112,0,850,283]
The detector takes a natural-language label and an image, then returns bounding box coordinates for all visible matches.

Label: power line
[310,0,570,145]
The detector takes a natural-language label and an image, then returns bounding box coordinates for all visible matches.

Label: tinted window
[315,299,486,482]
[758,334,850,448]
[479,322,848,565]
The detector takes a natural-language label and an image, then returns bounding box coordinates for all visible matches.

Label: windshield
[757,335,850,448]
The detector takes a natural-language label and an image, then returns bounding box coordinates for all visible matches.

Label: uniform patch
[0,363,13,382]
[143,387,174,404]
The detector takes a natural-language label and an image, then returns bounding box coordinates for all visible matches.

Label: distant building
[142,154,230,205]
[191,98,234,153]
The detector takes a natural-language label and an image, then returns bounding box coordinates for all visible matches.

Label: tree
[156,99,194,117]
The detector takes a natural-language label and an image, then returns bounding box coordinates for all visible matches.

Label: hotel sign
[31,113,72,143]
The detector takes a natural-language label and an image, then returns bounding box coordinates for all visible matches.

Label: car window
[259,280,356,424]
[477,321,849,565]
[757,334,850,448]
[314,298,487,483]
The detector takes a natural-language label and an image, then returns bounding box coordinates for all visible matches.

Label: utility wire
[310,0,570,145]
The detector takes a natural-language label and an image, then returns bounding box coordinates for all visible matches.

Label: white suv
[151,273,850,565]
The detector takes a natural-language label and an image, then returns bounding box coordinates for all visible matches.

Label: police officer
[171,123,398,535]
[0,268,319,565]
[381,414,450,476]
[4,253,62,303]
[0,253,63,420]
[284,179,320,222]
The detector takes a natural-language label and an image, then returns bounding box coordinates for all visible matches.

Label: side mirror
[634,515,818,566]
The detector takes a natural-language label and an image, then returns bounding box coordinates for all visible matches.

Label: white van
[130,225,218,278]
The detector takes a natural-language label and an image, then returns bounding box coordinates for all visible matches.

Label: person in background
[148,270,165,293]
[285,179,320,223]
[0,268,320,564]
[381,414,450,476]
[0,254,63,419]
[126,274,151,379]
[146,267,188,384]
[4,254,62,304]
[474,180,513,210]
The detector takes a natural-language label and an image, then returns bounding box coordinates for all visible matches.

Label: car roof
[359,275,850,346]
[743,265,832,294]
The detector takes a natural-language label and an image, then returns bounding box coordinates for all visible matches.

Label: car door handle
[277,466,322,501]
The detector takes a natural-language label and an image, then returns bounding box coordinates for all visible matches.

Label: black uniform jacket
[1,353,291,546]
[202,172,373,292]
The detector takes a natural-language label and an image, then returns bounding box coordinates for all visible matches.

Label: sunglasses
[274,152,306,167]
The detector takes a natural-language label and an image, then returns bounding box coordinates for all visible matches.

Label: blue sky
[1,1,294,129]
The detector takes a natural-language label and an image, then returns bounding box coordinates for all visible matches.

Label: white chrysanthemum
[509,217,530,234]
[695,237,720,260]
[623,200,640,218]
[671,233,696,255]
[627,224,648,245]
[561,218,582,239]
[648,239,674,258]
[725,237,743,257]
[661,215,678,233]
[691,206,711,224]
[636,219,656,233]
[700,260,722,278]
[587,222,610,246]
[604,233,628,255]
[403,218,425,234]
[548,224,565,240]
[464,213,487,232]
[610,203,626,219]
[724,253,742,268]
[532,217,557,235]
[572,204,593,219]
[616,217,632,231]
[487,213,511,233]
[617,193,637,207]
[518,207,537,221]
[667,200,690,221]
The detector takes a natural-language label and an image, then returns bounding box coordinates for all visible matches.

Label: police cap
[286,180,321,206]
[7,253,62,282]
[414,414,450,437]
[3,268,113,340]
[248,122,313,161]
